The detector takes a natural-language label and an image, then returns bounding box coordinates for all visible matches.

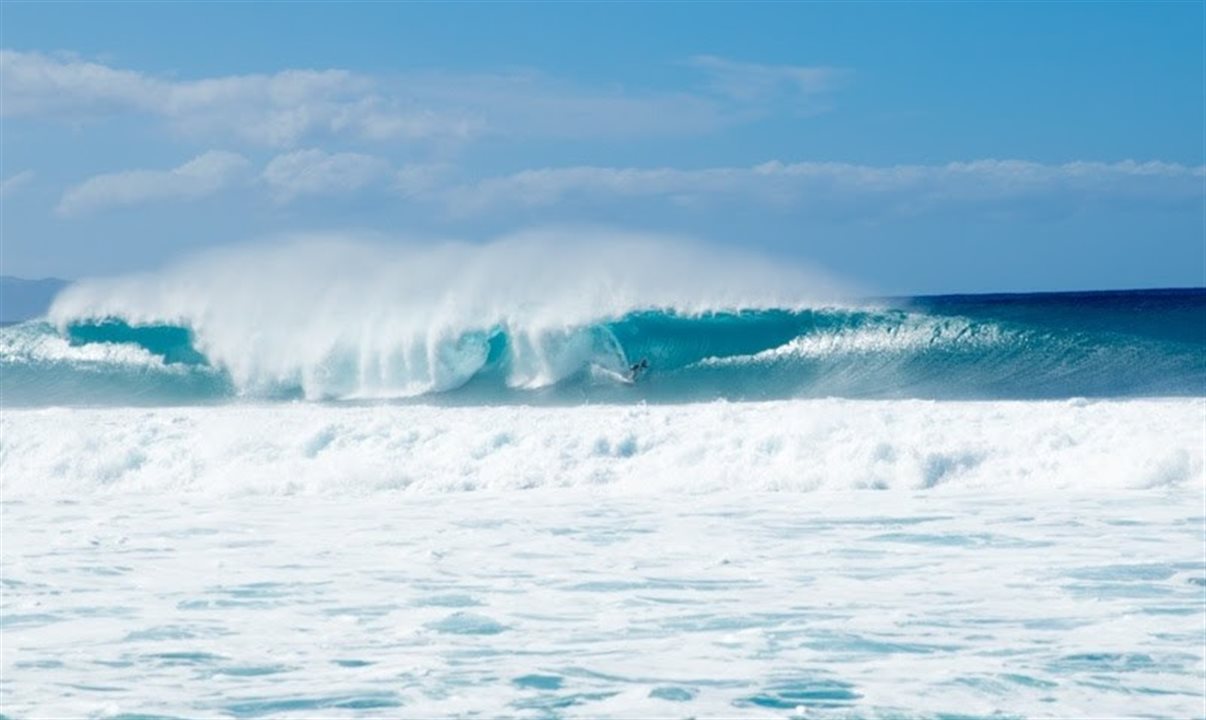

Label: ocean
[1,239,1203,718]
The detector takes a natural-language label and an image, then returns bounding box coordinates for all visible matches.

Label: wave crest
[5,235,1202,404]
[45,231,840,399]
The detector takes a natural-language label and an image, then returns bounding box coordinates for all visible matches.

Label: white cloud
[0,170,34,197]
[436,159,1206,217]
[689,55,849,108]
[394,164,453,198]
[0,50,157,115]
[261,149,392,203]
[48,153,1206,222]
[56,150,250,216]
[388,70,727,139]
[1,50,474,148]
[0,50,844,148]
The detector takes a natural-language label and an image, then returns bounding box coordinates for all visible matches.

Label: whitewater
[2,234,1204,718]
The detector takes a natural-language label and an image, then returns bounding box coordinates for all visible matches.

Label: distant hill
[0,276,69,323]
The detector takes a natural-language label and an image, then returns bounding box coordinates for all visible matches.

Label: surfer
[629,358,649,381]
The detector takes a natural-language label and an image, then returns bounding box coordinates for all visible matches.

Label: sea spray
[2,233,1202,404]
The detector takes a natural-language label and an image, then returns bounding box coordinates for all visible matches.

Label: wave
[2,399,1200,496]
[5,301,1202,404]
[3,235,1204,405]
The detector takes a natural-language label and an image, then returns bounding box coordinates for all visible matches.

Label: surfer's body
[629,358,649,381]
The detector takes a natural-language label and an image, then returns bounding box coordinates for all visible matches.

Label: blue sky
[1,1,1202,294]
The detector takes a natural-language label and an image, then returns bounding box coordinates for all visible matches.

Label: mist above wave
[48,230,844,398]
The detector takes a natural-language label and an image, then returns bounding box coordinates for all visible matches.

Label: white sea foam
[698,315,1011,367]
[3,398,1203,717]
[2,398,1200,497]
[3,485,1203,718]
[0,322,168,368]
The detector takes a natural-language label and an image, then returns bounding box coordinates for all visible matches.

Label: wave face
[2,237,1203,406]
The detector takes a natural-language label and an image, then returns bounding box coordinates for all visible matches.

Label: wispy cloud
[688,55,849,111]
[261,149,392,203]
[1,50,475,148]
[56,150,250,216]
[0,170,34,197]
[394,163,454,198]
[1,50,848,150]
[387,70,727,140]
[433,160,1206,217]
[65,154,1195,219]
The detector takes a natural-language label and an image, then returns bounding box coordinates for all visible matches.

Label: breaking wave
[2,233,1203,405]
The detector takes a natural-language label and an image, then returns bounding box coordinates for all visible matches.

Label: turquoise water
[3,289,1203,405]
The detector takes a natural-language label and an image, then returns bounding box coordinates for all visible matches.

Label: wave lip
[0,321,170,368]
